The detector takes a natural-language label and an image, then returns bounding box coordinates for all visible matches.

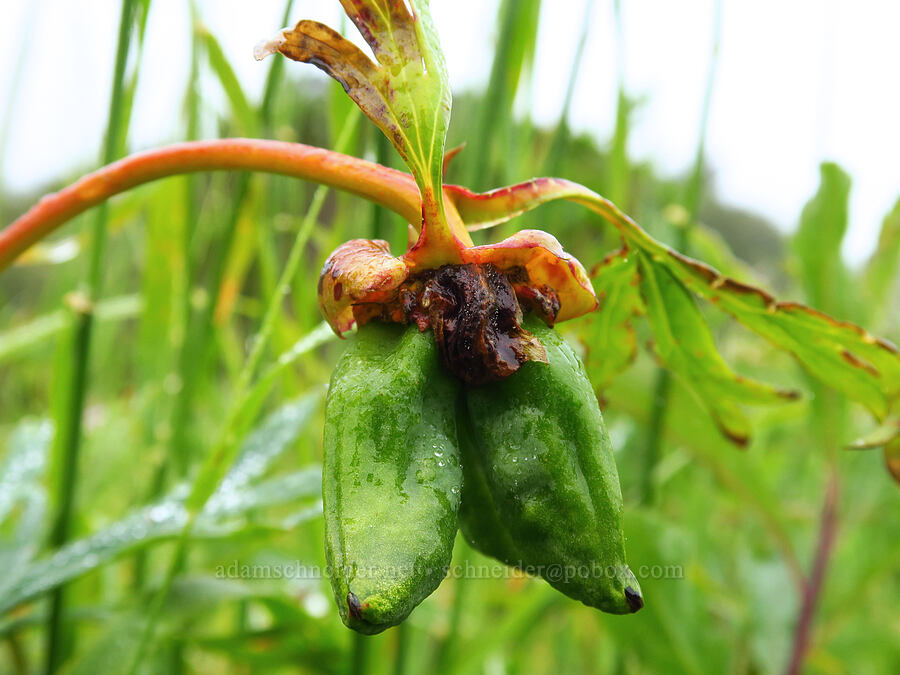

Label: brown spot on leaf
[667,249,777,305]
[885,442,900,485]
[667,249,718,283]
[840,349,879,376]
[590,247,630,278]
[719,278,775,305]
[720,424,750,448]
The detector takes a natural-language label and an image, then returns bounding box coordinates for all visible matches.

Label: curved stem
[0,139,422,274]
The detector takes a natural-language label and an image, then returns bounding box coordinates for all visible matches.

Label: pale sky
[1,0,899,264]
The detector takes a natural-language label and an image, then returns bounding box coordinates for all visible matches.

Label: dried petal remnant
[462,229,597,322]
[418,264,547,385]
[318,239,409,335]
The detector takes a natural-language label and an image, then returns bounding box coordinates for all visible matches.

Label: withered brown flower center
[418,264,547,385]
[355,263,549,385]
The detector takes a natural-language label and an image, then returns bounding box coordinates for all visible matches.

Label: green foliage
[258,0,451,204]
[466,0,542,188]
[793,163,852,317]
[1,1,899,673]
[0,396,321,617]
[636,251,797,444]
[451,179,900,438]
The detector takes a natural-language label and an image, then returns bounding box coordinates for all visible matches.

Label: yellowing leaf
[256,1,463,265]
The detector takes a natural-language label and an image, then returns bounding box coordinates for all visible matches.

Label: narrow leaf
[0,396,322,615]
[848,416,900,451]
[0,420,52,525]
[0,469,322,616]
[864,196,900,313]
[199,24,257,135]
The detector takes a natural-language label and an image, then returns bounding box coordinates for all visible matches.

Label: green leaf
[864,196,900,315]
[213,392,320,495]
[0,420,53,585]
[467,0,541,187]
[0,471,322,616]
[576,248,643,393]
[0,396,322,616]
[255,0,450,201]
[636,251,798,445]
[450,178,900,431]
[198,24,257,136]
[849,416,900,450]
[0,419,52,526]
[186,330,332,512]
[792,162,852,316]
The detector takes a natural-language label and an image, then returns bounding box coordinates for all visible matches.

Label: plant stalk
[786,468,840,675]
[44,1,139,671]
[393,622,409,675]
[0,140,422,274]
[350,632,370,675]
[541,0,594,177]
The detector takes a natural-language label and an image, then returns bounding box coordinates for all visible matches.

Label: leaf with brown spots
[447,176,900,436]
[318,238,409,335]
[256,1,462,266]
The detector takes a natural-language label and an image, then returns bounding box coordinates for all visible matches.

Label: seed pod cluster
[323,282,642,633]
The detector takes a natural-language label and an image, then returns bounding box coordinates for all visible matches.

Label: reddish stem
[786,469,840,675]
[0,139,422,274]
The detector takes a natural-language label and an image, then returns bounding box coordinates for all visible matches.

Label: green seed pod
[323,322,462,634]
[459,317,643,614]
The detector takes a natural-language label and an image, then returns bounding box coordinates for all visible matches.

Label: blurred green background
[1,0,899,673]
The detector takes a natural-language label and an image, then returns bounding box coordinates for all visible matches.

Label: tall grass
[44,2,143,671]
